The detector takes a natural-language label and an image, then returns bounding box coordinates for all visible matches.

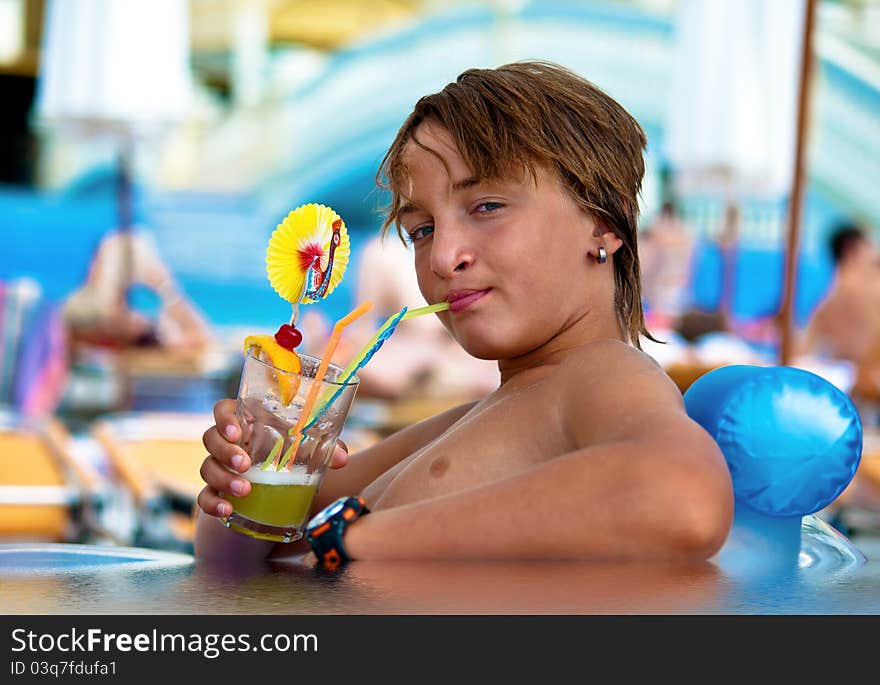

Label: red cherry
[274,324,302,350]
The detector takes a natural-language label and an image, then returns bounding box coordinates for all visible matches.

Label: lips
[445,289,491,313]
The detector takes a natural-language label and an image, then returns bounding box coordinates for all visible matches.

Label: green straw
[400,301,450,320]
[259,436,285,471]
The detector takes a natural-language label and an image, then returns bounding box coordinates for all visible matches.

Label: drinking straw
[298,308,406,433]
[275,300,373,470]
[399,301,450,321]
[338,301,449,382]
[300,301,451,433]
[259,436,285,471]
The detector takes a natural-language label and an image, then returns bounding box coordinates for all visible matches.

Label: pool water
[2,528,879,614]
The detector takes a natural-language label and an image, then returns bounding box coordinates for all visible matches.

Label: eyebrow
[398,177,481,218]
[398,202,418,218]
[452,177,479,191]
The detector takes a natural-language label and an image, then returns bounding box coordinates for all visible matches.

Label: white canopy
[665,0,806,197]
[35,0,192,136]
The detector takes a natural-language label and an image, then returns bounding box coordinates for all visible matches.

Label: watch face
[308,497,347,529]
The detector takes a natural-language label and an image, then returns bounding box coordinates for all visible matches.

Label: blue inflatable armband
[684,365,862,517]
[684,365,863,574]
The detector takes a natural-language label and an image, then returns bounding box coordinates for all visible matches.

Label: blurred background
[1,0,879,554]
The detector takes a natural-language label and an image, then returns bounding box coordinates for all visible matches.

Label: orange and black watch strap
[305,496,369,571]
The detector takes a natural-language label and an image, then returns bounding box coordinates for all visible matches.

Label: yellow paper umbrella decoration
[266,203,350,304]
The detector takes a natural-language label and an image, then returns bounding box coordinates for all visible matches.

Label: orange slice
[243,335,302,404]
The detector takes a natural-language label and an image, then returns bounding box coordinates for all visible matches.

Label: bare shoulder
[553,340,732,539]
[554,339,690,445]
[557,338,682,403]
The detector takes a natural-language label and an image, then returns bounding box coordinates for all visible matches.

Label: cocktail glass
[221,347,358,542]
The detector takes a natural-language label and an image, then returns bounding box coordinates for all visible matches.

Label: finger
[202,426,251,472]
[197,486,231,518]
[329,447,348,470]
[200,456,251,498]
[213,399,240,443]
[329,439,349,469]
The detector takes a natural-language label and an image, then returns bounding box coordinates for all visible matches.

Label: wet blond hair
[377,60,653,347]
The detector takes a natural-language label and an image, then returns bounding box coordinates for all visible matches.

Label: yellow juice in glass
[226,466,319,542]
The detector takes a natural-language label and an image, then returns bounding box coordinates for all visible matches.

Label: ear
[591,219,624,257]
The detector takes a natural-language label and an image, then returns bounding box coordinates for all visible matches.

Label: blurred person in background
[62,228,214,353]
[800,220,880,384]
[640,200,758,373]
[799,221,880,530]
[688,201,763,362]
[639,200,695,332]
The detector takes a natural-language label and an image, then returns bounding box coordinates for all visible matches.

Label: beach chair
[115,345,234,413]
[0,412,103,542]
[92,412,212,551]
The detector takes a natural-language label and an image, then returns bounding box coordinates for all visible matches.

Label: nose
[429,220,475,278]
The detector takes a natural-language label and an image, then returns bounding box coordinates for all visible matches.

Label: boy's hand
[197,398,350,518]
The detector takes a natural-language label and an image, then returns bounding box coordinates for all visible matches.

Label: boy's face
[397,122,618,360]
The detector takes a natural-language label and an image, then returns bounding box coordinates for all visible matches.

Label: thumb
[329,439,349,470]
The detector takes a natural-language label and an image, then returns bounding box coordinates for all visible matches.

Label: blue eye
[405,224,434,244]
[475,201,504,213]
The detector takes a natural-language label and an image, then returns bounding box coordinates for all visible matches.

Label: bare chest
[362,382,570,510]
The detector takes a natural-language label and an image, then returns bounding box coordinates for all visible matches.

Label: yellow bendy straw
[299,301,451,433]
[274,301,373,470]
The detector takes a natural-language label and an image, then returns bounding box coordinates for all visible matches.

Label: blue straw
[301,307,408,432]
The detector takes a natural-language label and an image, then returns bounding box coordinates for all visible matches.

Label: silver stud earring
[596,246,607,264]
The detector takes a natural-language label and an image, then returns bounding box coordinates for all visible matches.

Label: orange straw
[276,300,373,469]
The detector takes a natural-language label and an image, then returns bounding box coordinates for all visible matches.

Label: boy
[195,61,733,565]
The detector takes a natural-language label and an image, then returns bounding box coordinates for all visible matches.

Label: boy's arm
[342,349,734,562]
[195,399,478,562]
[344,412,731,561]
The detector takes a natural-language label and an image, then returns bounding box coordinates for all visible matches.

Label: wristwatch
[305,496,370,571]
